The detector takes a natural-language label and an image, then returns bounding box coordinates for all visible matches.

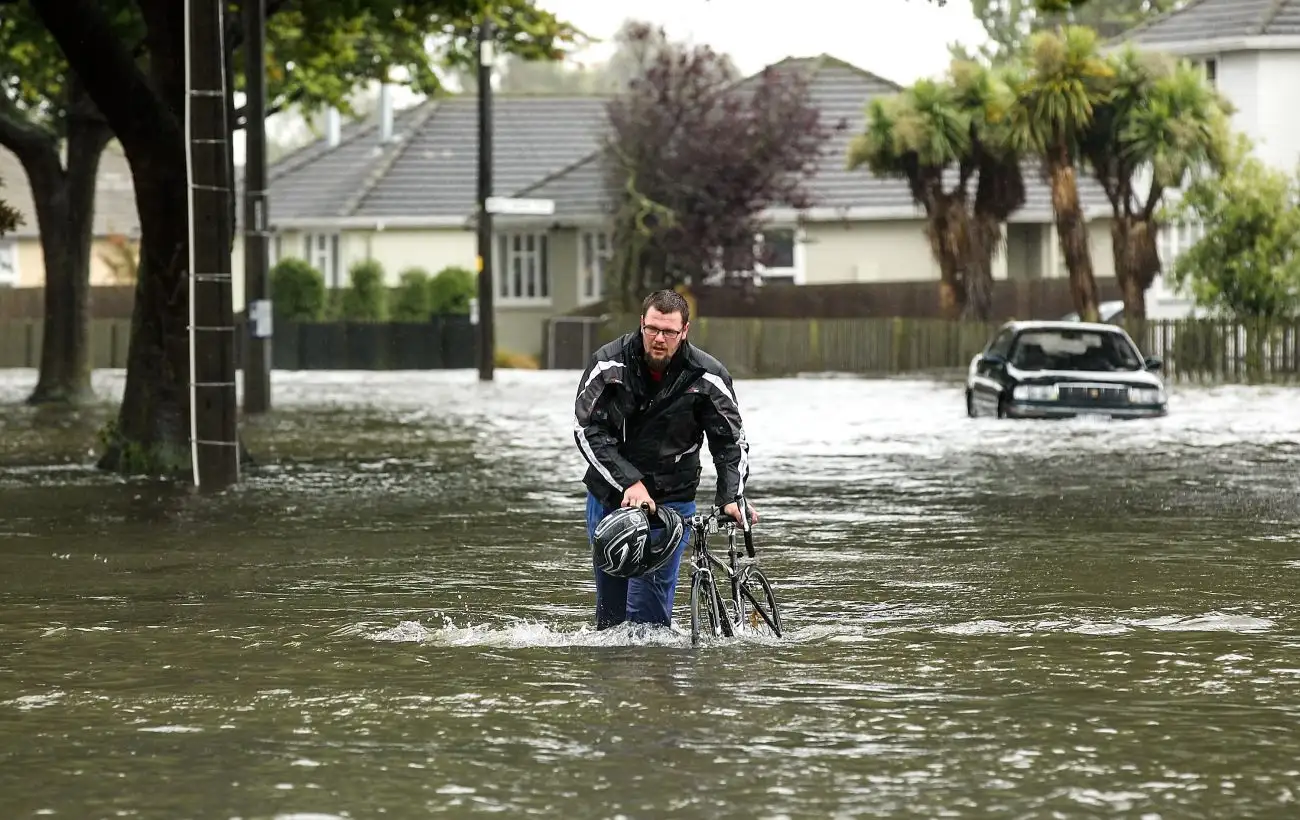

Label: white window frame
[1199,57,1217,88]
[304,232,341,288]
[580,230,610,303]
[753,226,805,285]
[495,231,550,306]
[0,238,17,287]
[1157,219,1204,267]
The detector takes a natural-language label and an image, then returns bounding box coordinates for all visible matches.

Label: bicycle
[681,494,783,646]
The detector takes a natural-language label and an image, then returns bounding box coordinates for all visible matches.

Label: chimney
[325,107,341,147]
[378,83,393,144]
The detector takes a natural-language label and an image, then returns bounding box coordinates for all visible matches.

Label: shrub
[269,258,327,321]
[430,265,476,315]
[391,266,434,321]
[338,258,388,321]
[494,348,540,369]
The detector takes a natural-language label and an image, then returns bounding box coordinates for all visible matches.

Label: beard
[646,347,671,370]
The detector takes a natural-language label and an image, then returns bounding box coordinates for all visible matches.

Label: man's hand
[621,481,655,513]
[722,500,758,525]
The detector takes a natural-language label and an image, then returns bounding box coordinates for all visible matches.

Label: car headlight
[1128,387,1165,404]
[1012,384,1058,401]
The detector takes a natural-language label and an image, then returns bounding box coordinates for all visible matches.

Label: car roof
[1003,319,1128,334]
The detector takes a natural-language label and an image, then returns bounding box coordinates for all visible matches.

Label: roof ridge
[1254,0,1290,35]
[506,51,900,203]
[811,53,904,91]
[269,108,386,182]
[1105,0,1214,46]
[512,151,602,198]
[342,100,441,217]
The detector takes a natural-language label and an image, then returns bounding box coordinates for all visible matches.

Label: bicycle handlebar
[638,496,757,558]
[681,494,756,558]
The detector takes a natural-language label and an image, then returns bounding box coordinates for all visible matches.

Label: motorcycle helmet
[592,504,685,578]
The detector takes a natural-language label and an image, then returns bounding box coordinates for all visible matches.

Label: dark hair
[641,289,690,324]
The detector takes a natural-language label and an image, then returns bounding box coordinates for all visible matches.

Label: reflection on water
[2,367,1300,818]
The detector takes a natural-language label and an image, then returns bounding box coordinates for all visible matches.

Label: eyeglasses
[642,325,682,341]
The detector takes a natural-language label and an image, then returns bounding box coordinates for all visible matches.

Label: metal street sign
[484,196,555,216]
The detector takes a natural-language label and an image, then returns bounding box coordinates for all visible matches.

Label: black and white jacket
[574,330,750,510]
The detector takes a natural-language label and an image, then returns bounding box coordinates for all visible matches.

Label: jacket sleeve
[698,367,750,507]
[573,357,643,494]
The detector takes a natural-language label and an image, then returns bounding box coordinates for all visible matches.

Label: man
[573,289,757,630]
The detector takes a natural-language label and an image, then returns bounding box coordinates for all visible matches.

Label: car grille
[1058,383,1130,407]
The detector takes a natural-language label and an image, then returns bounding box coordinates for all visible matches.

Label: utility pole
[187,0,239,488]
[475,17,495,381]
[242,0,272,413]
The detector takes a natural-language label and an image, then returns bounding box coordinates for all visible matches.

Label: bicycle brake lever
[734,493,755,558]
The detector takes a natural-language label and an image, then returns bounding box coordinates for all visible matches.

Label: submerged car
[966,320,1168,419]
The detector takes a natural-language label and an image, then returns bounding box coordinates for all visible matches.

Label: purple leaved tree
[601,22,835,309]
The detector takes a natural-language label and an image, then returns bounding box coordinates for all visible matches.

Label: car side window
[988,330,1014,358]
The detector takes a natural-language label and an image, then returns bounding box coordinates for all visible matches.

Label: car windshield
[1009,329,1142,372]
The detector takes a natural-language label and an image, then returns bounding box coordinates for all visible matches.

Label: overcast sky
[249,0,990,162]
[543,0,990,86]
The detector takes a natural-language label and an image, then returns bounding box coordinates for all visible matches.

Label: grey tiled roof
[266,102,439,222]
[267,54,1111,227]
[517,55,1110,221]
[354,96,607,218]
[1117,0,1300,46]
[1,143,140,239]
[265,95,608,223]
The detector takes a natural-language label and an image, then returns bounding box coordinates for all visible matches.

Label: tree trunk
[1046,147,1099,322]
[31,0,199,477]
[963,214,1001,322]
[26,115,113,406]
[923,192,969,321]
[1111,215,1158,351]
[97,159,195,474]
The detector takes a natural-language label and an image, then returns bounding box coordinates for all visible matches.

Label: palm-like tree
[848,79,975,317]
[950,60,1026,320]
[1082,47,1231,338]
[1006,25,1114,322]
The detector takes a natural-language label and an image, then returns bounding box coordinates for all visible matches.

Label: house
[0,144,141,289]
[1109,0,1300,312]
[252,55,1117,358]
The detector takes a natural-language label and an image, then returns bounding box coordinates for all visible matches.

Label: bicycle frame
[684,495,781,640]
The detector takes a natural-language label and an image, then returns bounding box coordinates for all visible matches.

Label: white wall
[1249,51,1300,173]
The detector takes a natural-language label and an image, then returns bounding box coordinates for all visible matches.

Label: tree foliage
[1168,139,1300,320]
[1082,46,1229,327]
[848,59,1025,320]
[0,174,18,235]
[969,0,1181,58]
[232,0,587,124]
[601,21,834,308]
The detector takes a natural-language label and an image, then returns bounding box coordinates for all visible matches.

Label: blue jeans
[586,492,696,630]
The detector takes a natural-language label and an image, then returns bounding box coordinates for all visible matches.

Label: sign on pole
[485,196,555,216]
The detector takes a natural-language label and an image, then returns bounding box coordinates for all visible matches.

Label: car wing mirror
[1144,355,1162,372]
[983,353,1007,369]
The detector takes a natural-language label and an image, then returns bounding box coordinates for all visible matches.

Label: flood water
[3,368,1300,819]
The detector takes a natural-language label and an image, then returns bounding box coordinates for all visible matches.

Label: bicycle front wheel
[735,566,783,638]
[690,570,726,646]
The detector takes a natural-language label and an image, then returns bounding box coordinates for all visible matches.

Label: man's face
[641,306,688,369]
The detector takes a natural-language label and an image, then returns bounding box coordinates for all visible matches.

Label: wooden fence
[1,278,1120,322]
[0,317,477,370]
[546,315,1300,384]
[5,315,1298,384]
